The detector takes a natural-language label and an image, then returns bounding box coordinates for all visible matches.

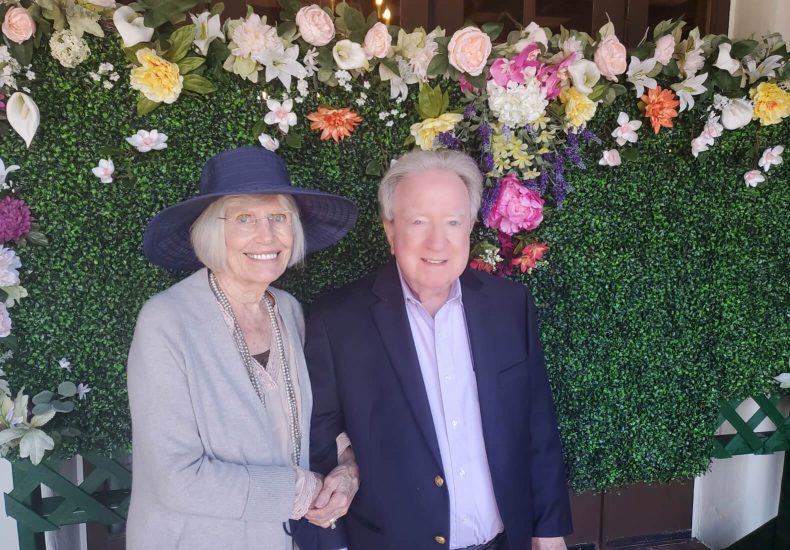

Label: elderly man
[303,150,572,549]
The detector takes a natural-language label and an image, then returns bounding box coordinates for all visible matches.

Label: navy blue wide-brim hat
[143,146,358,271]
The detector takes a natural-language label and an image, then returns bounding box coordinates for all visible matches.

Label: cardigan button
[434,475,444,487]
[435,535,446,544]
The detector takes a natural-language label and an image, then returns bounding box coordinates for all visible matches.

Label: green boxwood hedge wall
[2,37,787,491]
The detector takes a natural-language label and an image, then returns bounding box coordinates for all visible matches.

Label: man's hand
[532,537,566,550]
[304,447,360,528]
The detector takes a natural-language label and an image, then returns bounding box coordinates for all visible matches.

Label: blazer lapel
[371,262,443,468]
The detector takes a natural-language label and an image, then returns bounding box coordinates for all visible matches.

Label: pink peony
[0,196,33,242]
[2,6,35,44]
[594,35,627,81]
[363,22,391,58]
[295,4,335,47]
[485,174,544,234]
[654,34,675,65]
[447,26,491,76]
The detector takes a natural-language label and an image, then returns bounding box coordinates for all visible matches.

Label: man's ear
[382,218,395,255]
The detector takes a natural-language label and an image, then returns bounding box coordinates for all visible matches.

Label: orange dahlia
[306,106,363,142]
[640,86,680,134]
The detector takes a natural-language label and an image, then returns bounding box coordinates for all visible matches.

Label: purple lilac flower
[463,104,476,119]
[580,127,601,144]
[536,170,549,195]
[478,121,492,147]
[481,151,494,172]
[0,196,32,242]
[434,131,463,150]
[480,181,501,222]
[553,153,569,209]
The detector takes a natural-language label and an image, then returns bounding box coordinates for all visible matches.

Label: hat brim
[143,187,358,272]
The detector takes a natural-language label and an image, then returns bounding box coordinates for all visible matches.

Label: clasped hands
[305,447,360,529]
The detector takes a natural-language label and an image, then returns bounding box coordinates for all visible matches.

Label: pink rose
[2,7,35,44]
[363,22,391,59]
[447,26,492,76]
[485,174,544,234]
[654,34,675,65]
[295,4,335,47]
[594,35,627,81]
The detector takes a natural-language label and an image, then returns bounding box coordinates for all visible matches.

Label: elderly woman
[127,147,360,550]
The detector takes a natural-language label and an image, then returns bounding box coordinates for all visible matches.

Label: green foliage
[1,37,787,490]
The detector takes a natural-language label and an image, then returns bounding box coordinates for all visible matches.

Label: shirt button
[434,475,444,487]
[435,536,446,545]
[444,374,452,381]
[458,468,466,477]
[451,420,459,428]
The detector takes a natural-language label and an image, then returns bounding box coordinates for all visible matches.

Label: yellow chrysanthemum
[130,48,184,104]
[560,88,597,128]
[410,113,463,151]
[749,82,790,126]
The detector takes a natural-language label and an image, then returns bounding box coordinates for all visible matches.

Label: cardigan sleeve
[127,297,296,523]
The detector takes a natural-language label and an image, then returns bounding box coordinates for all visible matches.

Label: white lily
[264,99,297,134]
[258,133,280,151]
[611,112,642,146]
[758,145,784,172]
[774,373,790,389]
[125,129,168,152]
[6,92,39,148]
[713,43,741,75]
[671,72,708,112]
[626,56,658,98]
[112,6,154,48]
[743,169,765,187]
[92,158,114,183]
[0,159,20,190]
[599,149,621,167]
[259,45,306,90]
[190,11,224,57]
[690,137,711,158]
[743,54,784,84]
[568,59,600,95]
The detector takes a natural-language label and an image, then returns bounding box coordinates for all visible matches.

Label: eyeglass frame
[218,210,294,231]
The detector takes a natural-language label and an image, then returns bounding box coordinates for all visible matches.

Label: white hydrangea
[0,46,21,90]
[0,246,21,287]
[49,30,91,69]
[486,79,548,128]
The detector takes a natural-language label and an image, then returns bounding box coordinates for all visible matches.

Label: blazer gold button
[434,475,444,487]
[435,535,446,544]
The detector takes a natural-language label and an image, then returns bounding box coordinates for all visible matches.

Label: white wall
[729,0,790,40]
[0,458,20,550]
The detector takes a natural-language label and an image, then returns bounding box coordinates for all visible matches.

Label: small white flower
[76,383,91,400]
[25,70,35,80]
[296,79,309,97]
[88,71,101,81]
[0,158,20,190]
[92,159,115,183]
[190,11,224,57]
[303,48,319,77]
[102,81,114,90]
[390,109,399,116]
[611,112,642,146]
[355,98,366,106]
[258,133,280,152]
[109,72,120,81]
[399,113,406,118]
[599,149,621,167]
[671,72,708,112]
[363,81,371,89]
[743,169,765,187]
[294,97,304,104]
[385,120,394,127]
[378,112,389,120]
[626,56,658,98]
[774,373,790,389]
[126,130,168,153]
[758,145,784,172]
[98,62,114,74]
[335,69,352,85]
[264,99,297,134]
[58,358,71,372]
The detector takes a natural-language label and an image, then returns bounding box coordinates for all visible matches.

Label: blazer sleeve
[524,289,573,537]
[127,298,296,523]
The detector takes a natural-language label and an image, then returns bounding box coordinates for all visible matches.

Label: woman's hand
[304,446,360,528]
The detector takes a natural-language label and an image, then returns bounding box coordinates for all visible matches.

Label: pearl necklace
[208,271,301,465]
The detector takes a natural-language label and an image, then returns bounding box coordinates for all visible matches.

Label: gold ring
[329,518,337,529]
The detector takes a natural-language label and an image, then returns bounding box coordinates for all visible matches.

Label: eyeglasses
[219,211,292,232]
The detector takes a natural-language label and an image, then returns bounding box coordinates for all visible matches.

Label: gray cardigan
[126,268,312,550]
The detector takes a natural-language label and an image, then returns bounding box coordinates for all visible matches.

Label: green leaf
[610,84,627,97]
[177,56,205,74]
[278,21,297,40]
[426,54,449,78]
[31,403,53,416]
[164,24,196,63]
[182,74,217,94]
[379,57,400,76]
[481,22,504,42]
[24,230,48,247]
[210,2,225,17]
[662,59,680,78]
[463,72,487,90]
[417,84,442,119]
[251,119,268,140]
[714,70,740,93]
[52,400,75,413]
[588,82,607,102]
[58,382,77,398]
[137,95,161,117]
[8,39,33,67]
[19,428,54,465]
[278,0,301,15]
[0,335,18,350]
[142,0,202,29]
[285,132,303,149]
[32,391,54,405]
[730,39,758,58]
[60,427,81,438]
[365,159,382,176]
[0,427,25,447]
[620,148,639,162]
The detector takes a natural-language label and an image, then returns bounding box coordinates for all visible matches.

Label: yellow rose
[749,82,790,126]
[130,48,184,104]
[560,88,597,128]
[410,113,463,151]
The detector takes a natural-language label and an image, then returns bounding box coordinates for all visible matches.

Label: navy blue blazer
[299,261,572,549]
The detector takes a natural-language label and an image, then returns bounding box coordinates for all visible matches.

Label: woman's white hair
[190,194,306,272]
[378,150,483,221]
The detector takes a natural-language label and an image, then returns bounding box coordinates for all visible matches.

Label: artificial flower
[2,7,35,44]
[295,4,335,47]
[379,58,412,101]
[626,56,657,98]
[6,92,39,148]
[743,170,765,187]
[653,34,675,65]
[112,6,154,48]
[259,45,307,89]
[718,96,753,130]
[487,80,548,128]
[126,130,168,152]
[671,73,708,112]
[92,159,114,183]
[758,145,784,172]
[0,159,20,190]
[485,174,544,234]
[231,14,281,62]
[130,49,184,104]
[774,373,790,389]
[640,86,679,134]
[258,133,280,151]
[49,30,91,68]
[302,48,319,77]
[364,22,392,59]
[0,246,21,286]
[599,149,621,166]
[470,258,494,273]
[594,34,627,81]
[561,88,597,128]
[611,112,642,146]
[332,40,368,71]
[679,41,705,77]
[409,31,441,80]
[511,242,550,274]
[58,358,72,372]
[77,383,91,400]
[409,113,463,150]
[190,11,224,56]
[568,59,600,94]
[690,137,710,158]
[0,197,32,243]
[522,21,549,48]
[83,0,117,8]
[264,99,297,133]
[0,303,11,337]
[743,55,784,84]
[713,43,740,75]
[447,26,492,76]
[749,82,790,126]
[701,116,723,141]
[307,107,363,142]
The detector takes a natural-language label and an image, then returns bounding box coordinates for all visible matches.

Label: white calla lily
[568,59,600,94]
[112,6,154,48]
[6,92,40,148]
[190,11,224,57]
[774,373,790,389]
[713,43,740,75]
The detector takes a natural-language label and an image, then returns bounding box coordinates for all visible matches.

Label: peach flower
[364,22,392,59]
[594,35,627,81]
[295,5,335,47]
[640,86,680,134]
[2,7,35,44]
[447,26,492,76]
[307,106,363,141]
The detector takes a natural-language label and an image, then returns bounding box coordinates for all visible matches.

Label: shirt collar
[395,262,462,307]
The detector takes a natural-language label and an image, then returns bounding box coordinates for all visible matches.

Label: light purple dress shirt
[398,267,504,549]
